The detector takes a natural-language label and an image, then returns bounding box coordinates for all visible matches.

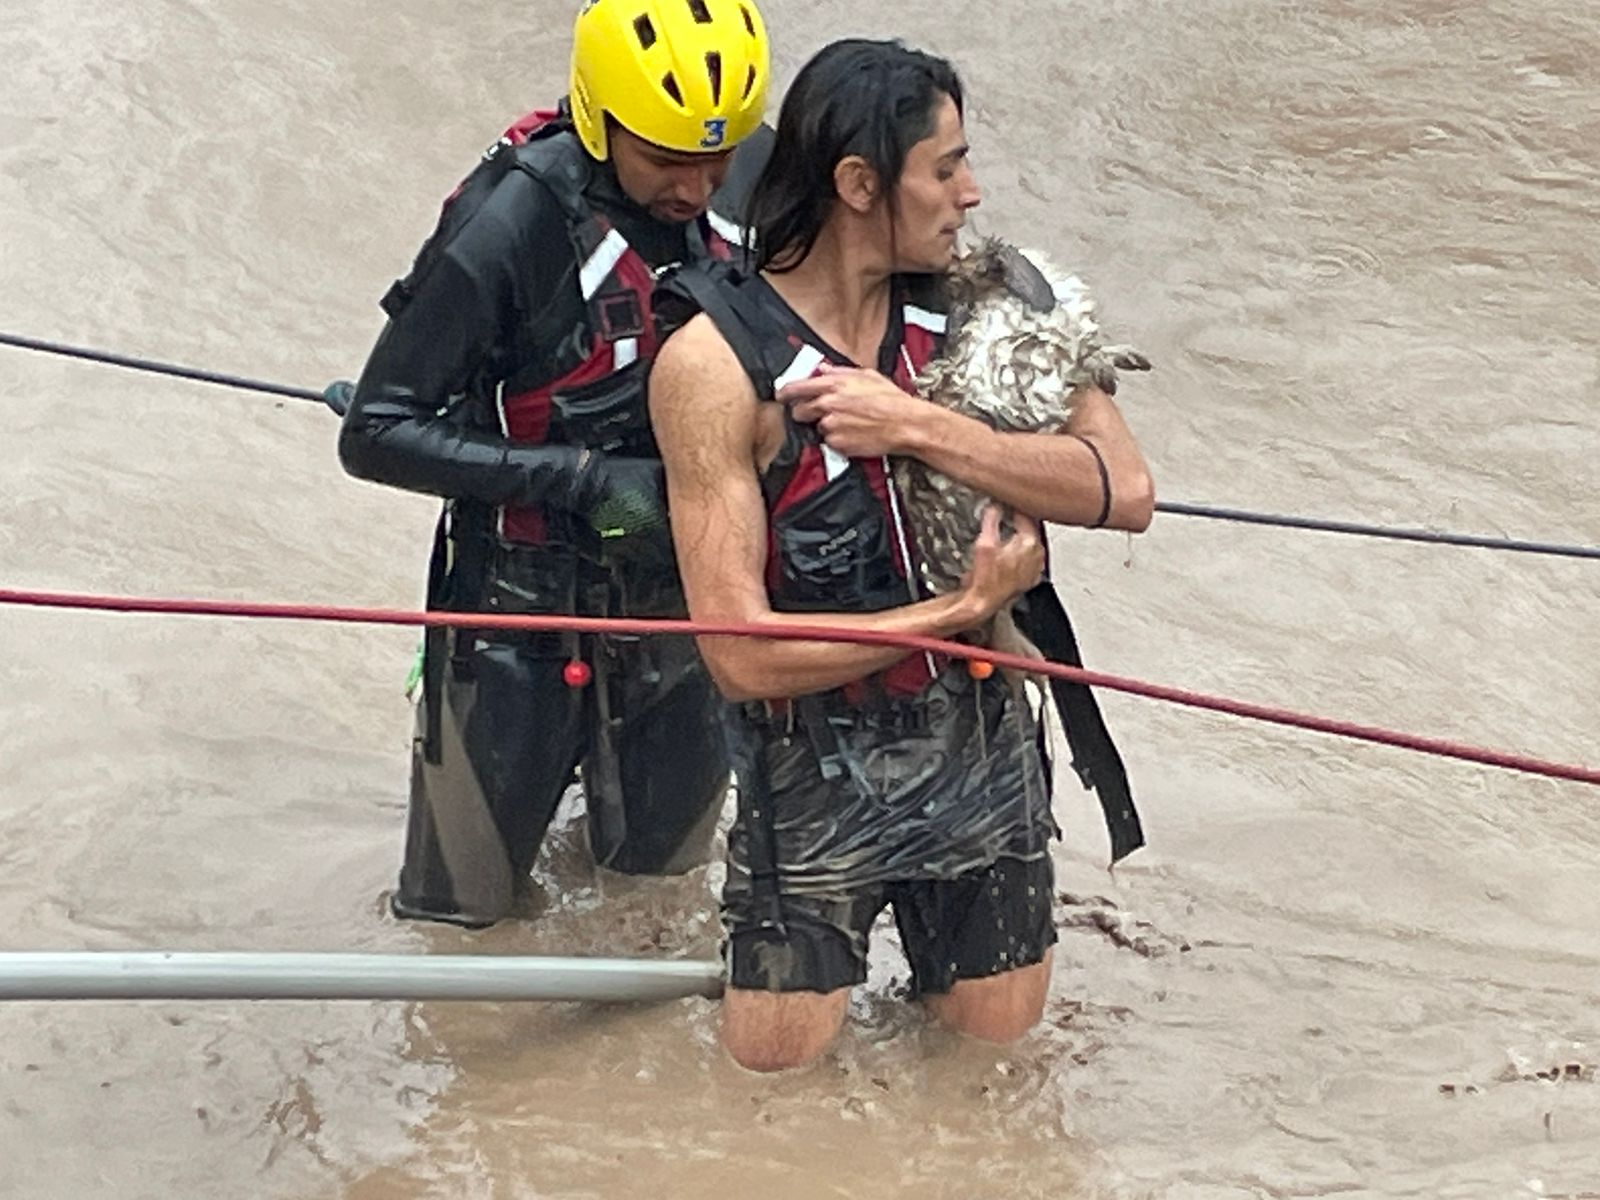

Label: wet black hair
[746,38,965,272]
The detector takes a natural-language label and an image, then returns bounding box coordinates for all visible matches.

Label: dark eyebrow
[648,147,733,166]
[938,143,970,163]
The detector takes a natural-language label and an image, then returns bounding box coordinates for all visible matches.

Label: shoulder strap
[654,262,777,401]
[380,141,522,318]
[380,111,586,320]
[507,127,592,224]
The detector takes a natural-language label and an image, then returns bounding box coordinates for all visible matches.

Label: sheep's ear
[945,302,971,348]
[999,244,1057,312]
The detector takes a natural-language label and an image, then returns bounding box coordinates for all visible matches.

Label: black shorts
[723,855,1057,996]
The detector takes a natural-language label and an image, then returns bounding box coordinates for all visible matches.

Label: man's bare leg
[722,986,852,1072]
[923,950,1053,1042]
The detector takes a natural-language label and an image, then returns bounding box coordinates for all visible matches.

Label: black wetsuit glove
[567,452,674,570]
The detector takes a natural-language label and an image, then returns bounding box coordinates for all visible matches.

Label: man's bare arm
[782,371,1155,531]
[650,315,1043,703]
[906,386,1155,530]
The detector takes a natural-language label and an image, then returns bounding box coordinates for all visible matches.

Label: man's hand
[777,363,935,458]
[573,453,674,569]
[959,506,1044,622]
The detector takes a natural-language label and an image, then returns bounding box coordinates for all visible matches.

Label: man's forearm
[698,589,987,702]
[902,406,1112,525]
[338,380,588,510]
[902,394,1154,531]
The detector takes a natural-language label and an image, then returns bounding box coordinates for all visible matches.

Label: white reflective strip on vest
[775,344,840,477]
[774,343,826,390]
[579,228,629,300]
[493,379,510,538]
[612,337,639,370]
[705,209,751,250]
[902,303,947,334]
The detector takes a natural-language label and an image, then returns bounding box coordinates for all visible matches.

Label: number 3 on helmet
[701,117,729,149]
[569,0,771,161]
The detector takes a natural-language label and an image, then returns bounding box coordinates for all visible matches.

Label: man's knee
[721,987,851,1073]
[926,952,1053,1043]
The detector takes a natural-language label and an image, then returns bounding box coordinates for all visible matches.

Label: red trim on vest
[497,236,657,544]
[503,108,561,145]
[489,107,732,543]
[764,316,946,700]
[895,323,940,385]
[435,110,562,221]
[498,330,618,544]
[764,444,826,594]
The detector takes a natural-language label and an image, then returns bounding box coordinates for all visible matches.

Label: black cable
[1155,501,1600,561]
[6,329,1598,562]
[0,330,329,406]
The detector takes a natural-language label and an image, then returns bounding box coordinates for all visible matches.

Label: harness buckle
[595,291,646,342]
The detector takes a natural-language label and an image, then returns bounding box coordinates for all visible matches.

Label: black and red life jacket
[657,263,954,699]
[656,261,1146,859]
[384,107,736,544]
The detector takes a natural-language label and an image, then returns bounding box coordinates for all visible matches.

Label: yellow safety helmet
[569,0,770,161]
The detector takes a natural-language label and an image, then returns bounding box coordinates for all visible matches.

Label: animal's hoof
[1107,346,1153,372]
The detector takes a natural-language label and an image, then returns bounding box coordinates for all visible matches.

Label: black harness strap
[1013,581,1145,862]
[658,264,777,401]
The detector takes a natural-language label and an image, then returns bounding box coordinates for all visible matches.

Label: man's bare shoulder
[652,312,754,414]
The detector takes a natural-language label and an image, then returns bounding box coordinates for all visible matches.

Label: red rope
[1,586,1595,788]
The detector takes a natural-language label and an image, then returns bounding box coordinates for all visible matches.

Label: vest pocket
[487,538,580,615]
[549,358,654,455]
[771,470,903,612]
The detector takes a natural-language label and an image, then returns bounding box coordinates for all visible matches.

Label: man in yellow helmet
[335,0,771,927]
